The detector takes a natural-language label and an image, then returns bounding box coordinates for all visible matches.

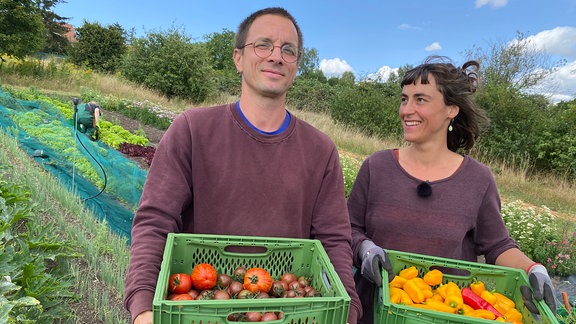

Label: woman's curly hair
[401,55,490,152]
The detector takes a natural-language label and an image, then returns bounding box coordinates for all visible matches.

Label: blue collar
[236,101,290,135]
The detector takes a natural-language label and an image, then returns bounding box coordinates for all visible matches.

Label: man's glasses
[241,40,299,63]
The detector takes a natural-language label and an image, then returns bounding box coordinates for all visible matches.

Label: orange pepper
[423,299,458,314]
[461,303,475,315]
[493,301,509,315]
[389,286,413,305]
[470,278,485,296]
[404,278,426,304]
[435,283,449,299]
[495,316,506,322]
[423,269,443,286]
[399,266,419,280]
[429,293,444,302]
[504,308,523,322]
[411,277,433,298]
[389,275,407,289]
[467,309,496,320]
[480,289,498,305]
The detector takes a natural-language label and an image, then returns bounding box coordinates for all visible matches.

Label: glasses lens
[281,45,298,63]
[253,41,272,58]
[251,41,298,63]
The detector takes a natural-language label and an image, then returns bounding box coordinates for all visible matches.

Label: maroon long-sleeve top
[124,103,361,323]
[348,149,518,324]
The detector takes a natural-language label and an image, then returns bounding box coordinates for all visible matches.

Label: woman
[348,56,556,323]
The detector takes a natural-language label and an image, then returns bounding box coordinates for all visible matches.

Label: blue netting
[0,88,146,243]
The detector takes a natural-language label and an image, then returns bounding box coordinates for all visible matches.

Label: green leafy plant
[0,165,79,322]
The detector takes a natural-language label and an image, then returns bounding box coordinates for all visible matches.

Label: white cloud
[398,24,421,31]
[475,0,508,8]
[366,65,400,82]
[319,58,353,78]
[539,60,576,103]
[425,42,442,51]
[522,27,576,59]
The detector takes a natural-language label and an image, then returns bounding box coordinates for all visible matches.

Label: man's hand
[134,310,152,324]
[521,263,557,315]
[359,240,394,287]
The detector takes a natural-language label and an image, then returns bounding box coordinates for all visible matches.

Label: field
[1,67,575,323]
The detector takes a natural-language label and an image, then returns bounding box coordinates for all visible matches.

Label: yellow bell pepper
[423,299,458,314]
[503,308,523,322]
[411,277,433,298]
[429,292,444,302]
[443,282,463,310]
[423,269,443,286]
[389,275,407,289]
[389,286,413,305]
[435,283,449,299]
[480,289,498,305]
[461,303,475,315]
[470,278,485,296]
[493,292,515,309]
[404,278,426,304]
[493,301,509,315]
[399,266,419,280]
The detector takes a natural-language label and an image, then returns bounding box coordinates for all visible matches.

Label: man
[123,7,361,324]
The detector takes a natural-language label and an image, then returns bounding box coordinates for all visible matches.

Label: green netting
[0,88,147,243]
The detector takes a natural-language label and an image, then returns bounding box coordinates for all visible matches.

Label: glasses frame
[240,41,299,63]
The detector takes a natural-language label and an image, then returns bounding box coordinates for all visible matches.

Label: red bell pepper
[461,287,503,318]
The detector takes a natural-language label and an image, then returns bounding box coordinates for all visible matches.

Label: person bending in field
[74,101,101,141]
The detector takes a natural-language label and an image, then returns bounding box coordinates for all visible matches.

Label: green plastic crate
[153,233,351,323]
[375,250,560,324]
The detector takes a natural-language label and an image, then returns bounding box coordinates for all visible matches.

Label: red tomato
[169,293,193,300]
[191,263,217,290]
[281,272,297,285]
[261,312,279,321]
[244,267,273,293]
[168,273,192,294]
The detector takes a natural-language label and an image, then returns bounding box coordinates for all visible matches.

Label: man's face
[233,14,299,99]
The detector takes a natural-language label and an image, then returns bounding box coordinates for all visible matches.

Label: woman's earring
[448,119,454,132]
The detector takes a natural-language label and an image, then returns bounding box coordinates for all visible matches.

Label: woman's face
[399,75,458,145]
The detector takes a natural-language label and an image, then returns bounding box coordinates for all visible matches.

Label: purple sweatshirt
[348,149,518,324]
[124,103,361,323]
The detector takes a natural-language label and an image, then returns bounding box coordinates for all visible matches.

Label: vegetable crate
[376,249,559,324]
[153,233,351,323]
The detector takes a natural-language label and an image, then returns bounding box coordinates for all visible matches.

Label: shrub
[501,200,576,276]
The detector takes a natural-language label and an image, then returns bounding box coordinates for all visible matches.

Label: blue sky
[55,0,576,102]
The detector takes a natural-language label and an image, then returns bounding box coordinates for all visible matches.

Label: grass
[0,129,131,323]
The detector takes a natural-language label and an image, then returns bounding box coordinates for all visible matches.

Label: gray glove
[359,240,394,287]
[520,263,557,315]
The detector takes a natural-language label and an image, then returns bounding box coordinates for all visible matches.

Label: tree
[298,47,320,76]
[68,21,126,72]
[35,0,70,54]
[121,28,214,102]
[466,31,560,92]
[203,28,236,72]
[203,29,240,95]
[0,0,45,58]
